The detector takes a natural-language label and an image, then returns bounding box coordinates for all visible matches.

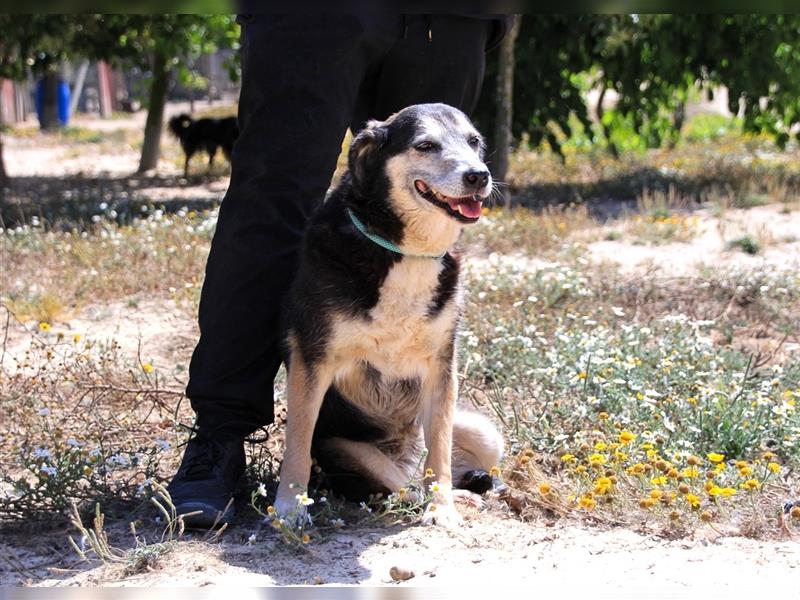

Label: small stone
[389,566,415,581]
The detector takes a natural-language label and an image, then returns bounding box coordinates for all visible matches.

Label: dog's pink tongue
[447,197,482,219]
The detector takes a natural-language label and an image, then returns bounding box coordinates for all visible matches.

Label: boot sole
[174,501,236,529]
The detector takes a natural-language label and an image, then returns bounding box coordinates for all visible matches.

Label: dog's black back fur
[168,113,239,175]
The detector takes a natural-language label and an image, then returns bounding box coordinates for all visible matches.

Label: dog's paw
[453,488,485,509]
[273,496,309,527]
[421,501,463,529]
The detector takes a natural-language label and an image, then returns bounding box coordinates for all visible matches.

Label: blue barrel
[35,78,71,127]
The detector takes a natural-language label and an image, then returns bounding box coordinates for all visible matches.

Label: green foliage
[476,15,800,157]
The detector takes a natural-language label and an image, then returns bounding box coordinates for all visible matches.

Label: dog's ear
[348,120,388,190]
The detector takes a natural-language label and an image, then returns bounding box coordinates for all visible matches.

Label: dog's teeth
[456,204,465,215]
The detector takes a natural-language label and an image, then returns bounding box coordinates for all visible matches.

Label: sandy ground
[4,510,798,592]
[588,204,800,276]
[3,112,800,590]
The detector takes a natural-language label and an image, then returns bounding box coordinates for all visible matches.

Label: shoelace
[182,435,226,480]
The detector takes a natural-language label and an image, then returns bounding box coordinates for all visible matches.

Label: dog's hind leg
[207,146,217,172]
[451,410,504,494]
[316,437,414,498]
[183,153,191,178]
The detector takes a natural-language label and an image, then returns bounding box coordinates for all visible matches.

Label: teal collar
[347,208,445,259]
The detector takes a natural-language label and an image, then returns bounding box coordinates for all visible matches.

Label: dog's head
[347,104,492,254]
[167,113,193,138]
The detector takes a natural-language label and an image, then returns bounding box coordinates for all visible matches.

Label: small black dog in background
[168,113,239,178]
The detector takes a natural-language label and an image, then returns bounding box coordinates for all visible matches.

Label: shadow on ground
[0,173,227,230]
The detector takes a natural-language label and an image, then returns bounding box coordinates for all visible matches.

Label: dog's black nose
[463,169,490,189]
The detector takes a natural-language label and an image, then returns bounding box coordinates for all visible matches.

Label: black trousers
[186,14,492,435]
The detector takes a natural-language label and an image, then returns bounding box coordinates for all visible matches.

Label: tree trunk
[137,51,170,173]
[40,72,60,132]
[493,16,521,209]
[667,98,686,150]
[0,131,8,187]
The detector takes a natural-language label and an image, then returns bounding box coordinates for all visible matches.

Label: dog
[167,113,238,178]
[274,103,503,528]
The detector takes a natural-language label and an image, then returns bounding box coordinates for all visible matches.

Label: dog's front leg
[420,363,462,529]
[274,341,330,523]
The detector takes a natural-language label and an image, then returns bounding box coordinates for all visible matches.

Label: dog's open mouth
[414,180,483,222]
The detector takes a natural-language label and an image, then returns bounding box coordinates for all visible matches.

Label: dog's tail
[168,113,193,139]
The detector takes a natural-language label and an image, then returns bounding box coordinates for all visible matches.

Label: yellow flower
[72,333,82,343]
[708,486,737,497]
[578,494,597,510]
[594,441,607,451]
[489,465,501,477]
[768,462,781,473]
[707,453,725,463]
[739,466,753,477]
[713,462,726,475]
[598,412,609,420]
[640,443,654,451]
[588,453,607,465]
[618,430,636,445]
[578,371,587,380]
[266,506,276,515]
[742,479,760,491]
[538,482,552,495]
[560,453,576,462]
[681,467,699,479]
[639,498,657,509]
[650,489,663,500]
[141,362,154,374]
[651,476,667,485]
[593,477,612,495]
[685,494,701,509]
[628,463,646,475]
[301,534,310,544]
[429,481,442,493]
[575,465,588,474]
[424,468,434,479]
[38,322,51,332]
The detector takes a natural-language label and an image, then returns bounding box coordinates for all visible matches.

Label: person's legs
[352,15,491,130]
[171,14,376,525]
[170,14,495,526]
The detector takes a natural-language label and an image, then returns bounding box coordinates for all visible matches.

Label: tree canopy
[476,14,800,157]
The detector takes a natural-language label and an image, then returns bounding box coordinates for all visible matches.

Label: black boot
[166,429,246,528]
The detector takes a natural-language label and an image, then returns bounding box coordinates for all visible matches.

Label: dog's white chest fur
[330,257,459,383]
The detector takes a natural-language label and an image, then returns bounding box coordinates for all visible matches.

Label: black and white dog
[168,113,238,178]
[276,103,503,528]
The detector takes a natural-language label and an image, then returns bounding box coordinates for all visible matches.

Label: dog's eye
[468,135,481,148]
[414,141,437,152]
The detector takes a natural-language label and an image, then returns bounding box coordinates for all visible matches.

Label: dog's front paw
[421,501,463,529]
[273,486,311,527]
